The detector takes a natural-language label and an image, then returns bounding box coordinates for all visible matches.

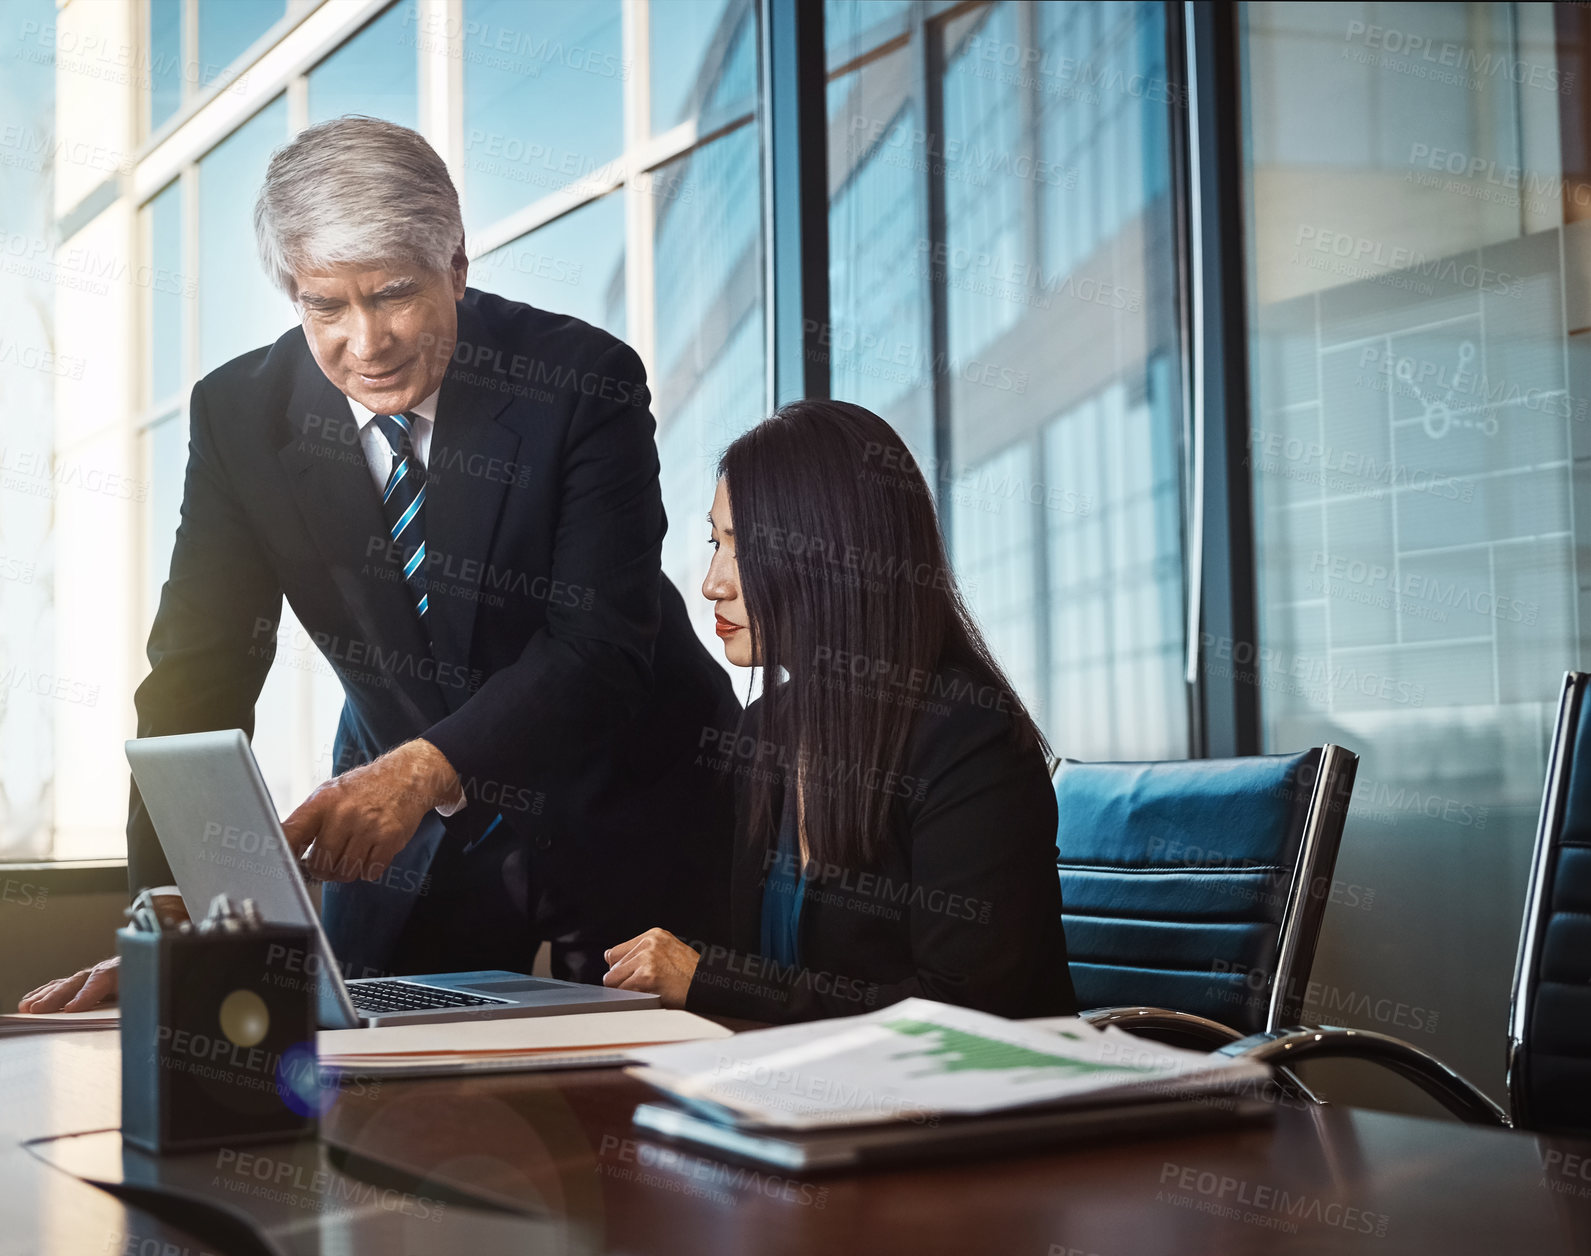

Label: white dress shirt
[343,385,466,816]
[345,387,442,491]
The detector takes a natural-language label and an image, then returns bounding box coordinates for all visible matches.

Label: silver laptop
[125,729,659,1028]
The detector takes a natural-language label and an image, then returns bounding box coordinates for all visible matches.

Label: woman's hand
[602,928,701,1007]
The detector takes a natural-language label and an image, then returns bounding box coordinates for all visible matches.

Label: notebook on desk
[632,1094,1275,1172]
[318,1008,734,1077]
[0,1008,121,1036]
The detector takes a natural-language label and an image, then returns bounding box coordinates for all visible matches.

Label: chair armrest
[1081,1006,1247,1049]
[1082,1007,1327,1105]
[1216,1026,1509,1126]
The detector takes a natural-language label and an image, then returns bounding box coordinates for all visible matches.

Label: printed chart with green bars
[627,999,1261,1130]
[884,1019,1160,1080]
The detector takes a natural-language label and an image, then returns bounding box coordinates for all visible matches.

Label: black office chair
[1215,672,1591,1132]
[1050,745,1359,1050]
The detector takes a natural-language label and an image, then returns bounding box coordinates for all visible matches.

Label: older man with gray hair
[20,116,736,1011]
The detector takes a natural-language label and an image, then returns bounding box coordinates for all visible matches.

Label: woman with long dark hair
[602,400,1076,1021]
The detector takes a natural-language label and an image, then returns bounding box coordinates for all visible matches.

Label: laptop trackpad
[462,977,560,993]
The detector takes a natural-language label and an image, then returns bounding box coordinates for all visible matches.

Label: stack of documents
[626,998,1275,1170]
[0,1007,121,1036]
[318,1009,733,1078]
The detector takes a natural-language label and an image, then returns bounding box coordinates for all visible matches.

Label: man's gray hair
[254,116,463,299]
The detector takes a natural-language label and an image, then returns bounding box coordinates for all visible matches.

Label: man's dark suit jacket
[130,287,738,979]
[684,666,1077,1022]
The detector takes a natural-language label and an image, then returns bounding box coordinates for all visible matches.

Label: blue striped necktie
[372,412,428,620]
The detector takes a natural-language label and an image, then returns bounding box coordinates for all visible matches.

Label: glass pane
[826,42,934,462]
[198,97,294,373]
[144,181,184,408]
[652,124,765,662]
[825,0,910,70]
[197,0,285,91]
[249,603,315,826]
[307,0,420,129]
[939,0,1187,755]
[461,0,624,235]
[148,0,182,131]
[145,411,186,637]
[0,2,57,858]
[472,192,625,338]
[149,393,325,828]
[649,0,758,132]
[1243,1,1568,1102]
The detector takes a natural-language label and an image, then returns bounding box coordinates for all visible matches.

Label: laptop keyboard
[348,978,514,1014]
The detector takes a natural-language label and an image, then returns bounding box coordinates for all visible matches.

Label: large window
[197,98,293,374]
[652,0,760,130]
[474,193,627,339]
[654,122,767,635]
[1241,1,1569,1103]
[460,0,626,236]
[825,0,1190,757]
[463,0,765,658]
[826,39,936,461]
[143,181,184,416]
[139,178,190,644]
[944,2,1186,757]
[307,0,419,129]
[146,0,287,136]
[0,0,60,859]
[126,0,768,846]
[29,0,1195,862]
[148,0,183,134]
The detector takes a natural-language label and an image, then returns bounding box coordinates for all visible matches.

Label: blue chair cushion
[1056,750,1321,1036]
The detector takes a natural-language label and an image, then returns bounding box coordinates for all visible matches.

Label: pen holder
[118,922,320,1153]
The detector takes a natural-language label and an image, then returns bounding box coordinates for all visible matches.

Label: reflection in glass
[826,44,934,463]
[649,0,758,132]
[652,126,765,663]
[473,192,625,338]
[308,0,419,129]
[198,97,294,373]
[1244,1,1568,1103]
[461,0,624,234]
[197,0,284,91]
[938,1,1187,756]
[148,0,182,132]
[825,0,910,70]
[144,182,184,408]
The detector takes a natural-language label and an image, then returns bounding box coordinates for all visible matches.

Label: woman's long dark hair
[720,399,1048,870]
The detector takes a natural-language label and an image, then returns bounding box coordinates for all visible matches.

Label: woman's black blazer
[684,668,1078,1023]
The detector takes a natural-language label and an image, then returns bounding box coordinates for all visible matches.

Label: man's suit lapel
[424,299,521,707]
[276,352,449,728]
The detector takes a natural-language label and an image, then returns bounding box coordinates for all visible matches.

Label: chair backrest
[1053,745,1357,1036]
[1509,672,1591,1134]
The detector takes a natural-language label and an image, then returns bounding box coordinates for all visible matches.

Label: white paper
[318,1008,731,1064]
[627,998,1271,1129]
[0,1007,120,1034]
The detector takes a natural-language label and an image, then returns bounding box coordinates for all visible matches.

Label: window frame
[33,0,1227,871]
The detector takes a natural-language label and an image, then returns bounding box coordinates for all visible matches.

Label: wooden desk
[4,1029,1591,1255]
